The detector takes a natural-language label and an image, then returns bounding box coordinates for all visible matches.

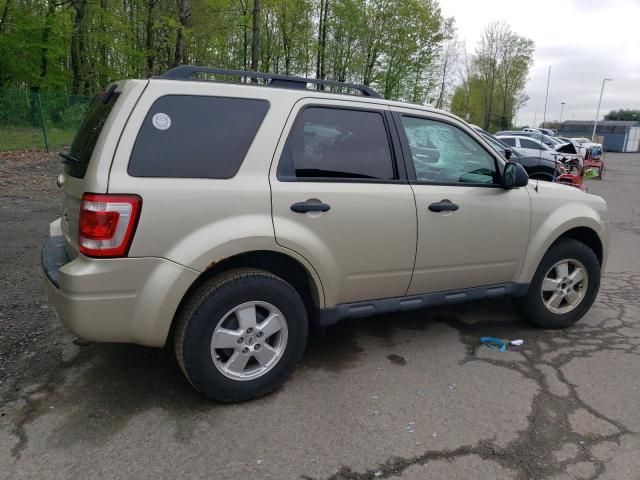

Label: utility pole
[559,102,565,124]
[541,66,551,129]
[592,78,612,141]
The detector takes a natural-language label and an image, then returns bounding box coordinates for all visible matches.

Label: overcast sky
[439,0,640,126]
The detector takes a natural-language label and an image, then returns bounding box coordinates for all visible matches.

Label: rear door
[392,110,531,295]
[270,99,417,307]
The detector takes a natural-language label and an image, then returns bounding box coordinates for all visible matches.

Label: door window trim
[391,112,506,188]
[276,104,408,184]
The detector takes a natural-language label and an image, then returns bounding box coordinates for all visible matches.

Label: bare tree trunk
[146,0,159,75]
[174,0,190,66]
[316,0,329,81]
[280,3,291,74]
[239,0,248,70]
[262,9,270,71]
[436,56,449,109]
[315,0,323,80]
[250,0,260,73]
[363,44,378,86]
[70,0,88,94]
[39,1,56,87]
[0,0,11,33]
[99,0,108,85]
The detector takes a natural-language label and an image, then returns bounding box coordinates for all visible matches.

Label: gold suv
[42,67,609,401]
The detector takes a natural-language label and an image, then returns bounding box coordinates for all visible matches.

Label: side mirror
[503,162,529,188]
[504,148,513,160]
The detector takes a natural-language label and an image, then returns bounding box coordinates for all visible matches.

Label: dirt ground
[1,151,639,480]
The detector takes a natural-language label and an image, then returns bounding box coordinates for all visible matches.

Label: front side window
[401,116,498,184]
[129,95,269,178]
[277,107,395,180]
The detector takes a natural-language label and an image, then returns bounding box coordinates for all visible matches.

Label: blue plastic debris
[480,336,507,352]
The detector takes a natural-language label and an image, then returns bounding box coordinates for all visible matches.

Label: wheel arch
[528,171,554,181]
[168,250,324,342]
[556,226,603,265]
[518,212,606,285]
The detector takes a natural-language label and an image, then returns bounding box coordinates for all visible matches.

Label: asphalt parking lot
[1,151,639,480]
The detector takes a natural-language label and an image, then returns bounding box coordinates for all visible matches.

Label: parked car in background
[523,127,556,136]
[558,137,587,159]
[497,135,559,161]
[472,127,564,181]
[497,130,558,148]
[571,137,603,153]
[497,131,583,162]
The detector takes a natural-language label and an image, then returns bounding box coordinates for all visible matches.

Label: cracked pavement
[1,152,639,479]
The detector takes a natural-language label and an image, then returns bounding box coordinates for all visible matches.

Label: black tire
[529,173,553,182]
[174,268,308,402]
[513,238,600,329]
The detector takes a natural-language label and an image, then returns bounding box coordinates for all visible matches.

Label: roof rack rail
[157,65,381,98]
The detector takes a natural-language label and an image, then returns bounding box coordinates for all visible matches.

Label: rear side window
[520,138,542,149]
[129,95,269,178]
[277,107,396,181]
[66,86,120,179]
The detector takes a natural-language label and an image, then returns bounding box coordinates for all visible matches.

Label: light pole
[592,78,612,141]
[559,102,566,124]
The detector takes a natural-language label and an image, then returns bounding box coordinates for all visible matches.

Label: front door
[270,100,417,307]
[393,111,531,295]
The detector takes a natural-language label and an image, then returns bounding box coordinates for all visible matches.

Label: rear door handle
[291,202,331,213]
[428,201,459,212]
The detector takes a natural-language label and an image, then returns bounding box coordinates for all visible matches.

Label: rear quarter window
[128,95,269,179]
[65,86,120,179]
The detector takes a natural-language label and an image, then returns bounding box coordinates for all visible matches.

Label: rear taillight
[79,193,142,258]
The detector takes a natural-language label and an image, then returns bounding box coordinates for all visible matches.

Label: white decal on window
[152,112,171,131]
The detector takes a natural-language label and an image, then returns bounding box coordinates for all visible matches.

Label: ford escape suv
[42,66,609,402]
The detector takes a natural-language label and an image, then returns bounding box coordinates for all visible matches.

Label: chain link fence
[0,87,93,152]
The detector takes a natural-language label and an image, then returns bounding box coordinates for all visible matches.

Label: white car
[558,137,587,159]
[571,137,603,153]
[497,135,558,161]
[524,127,556,136]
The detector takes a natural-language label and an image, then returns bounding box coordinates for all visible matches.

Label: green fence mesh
[0,87,93,152]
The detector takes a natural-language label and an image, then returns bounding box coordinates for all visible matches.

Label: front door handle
[428,201,459,212]
[291,202,331,213]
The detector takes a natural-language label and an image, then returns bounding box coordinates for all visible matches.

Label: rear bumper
[42,236,199,347]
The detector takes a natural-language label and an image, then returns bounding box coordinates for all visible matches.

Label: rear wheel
[514,238,600,328]
[175,269,308,402]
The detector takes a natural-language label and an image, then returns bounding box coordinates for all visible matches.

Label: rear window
[128,95,269,179]
[65,86,120,179]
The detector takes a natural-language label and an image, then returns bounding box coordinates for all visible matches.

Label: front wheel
[174,269,308,402]
[514,238,600,328]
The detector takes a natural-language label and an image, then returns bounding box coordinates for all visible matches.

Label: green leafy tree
[604,109,640,121]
